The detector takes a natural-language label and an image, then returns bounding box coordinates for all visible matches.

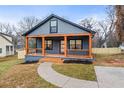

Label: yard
[52,64,96,81]
[94,54,124,67]
[0,55,56,88]
[0,54,124,88]
[52,54,124,82]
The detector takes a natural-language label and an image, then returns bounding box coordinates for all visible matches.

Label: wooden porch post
[25,36,28,55]
[42,37,45,56]
[89,34,92,58]
[64,36,67,57]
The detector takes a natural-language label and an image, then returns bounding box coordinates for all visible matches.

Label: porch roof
[26,33,91,38]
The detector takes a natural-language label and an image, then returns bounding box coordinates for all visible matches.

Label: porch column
[42,37,45,56]
[25,36,28,55]
[89,34,92,58]
[64,36,67,57]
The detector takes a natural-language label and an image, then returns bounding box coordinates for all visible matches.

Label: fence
[17,48,122,59]
[17,49,26,59]
[92,48,121,54]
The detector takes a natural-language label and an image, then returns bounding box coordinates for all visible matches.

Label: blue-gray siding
[25,55,43,63]
[28,17,88,36]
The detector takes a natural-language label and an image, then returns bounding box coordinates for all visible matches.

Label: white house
[0,32,14,57]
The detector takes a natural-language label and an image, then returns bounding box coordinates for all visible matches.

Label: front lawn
[0,55,56,88]
[0,55,21,76]
[52,64,96,81]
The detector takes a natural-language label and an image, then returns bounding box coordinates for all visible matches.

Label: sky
[0,5,107,25]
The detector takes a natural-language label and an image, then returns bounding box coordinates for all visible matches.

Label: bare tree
[17,16,40,49]
[18,16,40,33]
[0,23,14,35]
[79,6,118,48]
[98,6,118,47]
[79,18,97,30]
[79,18,101,47]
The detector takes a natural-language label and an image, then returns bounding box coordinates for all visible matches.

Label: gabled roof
[0,32,13,44]
[22,14,96,36]
[0,32,12,37]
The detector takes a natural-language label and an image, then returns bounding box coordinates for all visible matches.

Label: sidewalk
[37,62,98,88]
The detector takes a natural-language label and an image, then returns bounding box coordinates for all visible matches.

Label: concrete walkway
[37,62,98,88]
[95,66,124,88]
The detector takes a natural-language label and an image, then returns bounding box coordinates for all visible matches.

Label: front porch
[25,33,93,62]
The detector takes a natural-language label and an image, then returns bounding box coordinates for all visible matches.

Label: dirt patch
[94,54,124,67]
[0,63,56,88]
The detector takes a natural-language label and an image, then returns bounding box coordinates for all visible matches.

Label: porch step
[39,57,63,63]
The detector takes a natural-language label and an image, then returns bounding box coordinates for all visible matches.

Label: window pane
[70,44,75,49]
[51,27,57,33]
[6,46,9,51]
[76,40,82,49]
[45,40,53,50]
[48,40,51,44]
[11,46,13,51]
[76,40,81,44]
[51,21,57,26]
[29,38,36,48]
[70,40,75,44]
[70,40,75,49]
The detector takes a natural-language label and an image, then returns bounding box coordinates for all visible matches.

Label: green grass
[52,64,96,81]
[0,55,21,77]
[0,55,56,88]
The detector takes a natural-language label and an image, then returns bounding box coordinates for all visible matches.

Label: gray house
[22,14,95,63]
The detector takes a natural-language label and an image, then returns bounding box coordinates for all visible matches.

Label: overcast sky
[0,5,107,25]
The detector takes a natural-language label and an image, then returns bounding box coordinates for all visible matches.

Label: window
[45,40,53,50]
[6,46,9,51]
[0,48,2,53]
[10,46,13,51]
[29,38,36,48]
[69,40,82,49]
[50,20,57,33]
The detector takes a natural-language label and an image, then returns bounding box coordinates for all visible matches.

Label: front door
[60,40,64,54]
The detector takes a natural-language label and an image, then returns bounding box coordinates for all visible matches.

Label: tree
[17,16,40,49]
[98,6,118,47]
[79,18,97,30]
[79,17,101,47]
[79,6,118,48]
[0,23,14,35]
[18,16,40,33]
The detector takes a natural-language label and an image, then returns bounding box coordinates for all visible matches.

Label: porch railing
[27,48,89,57]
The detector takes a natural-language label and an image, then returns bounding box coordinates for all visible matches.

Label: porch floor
[25,53,94,63]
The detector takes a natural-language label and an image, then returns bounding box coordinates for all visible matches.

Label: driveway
[95,66,124,88]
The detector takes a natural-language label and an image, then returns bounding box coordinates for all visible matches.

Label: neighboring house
[0,32,14,57]
[22,14,96,63]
